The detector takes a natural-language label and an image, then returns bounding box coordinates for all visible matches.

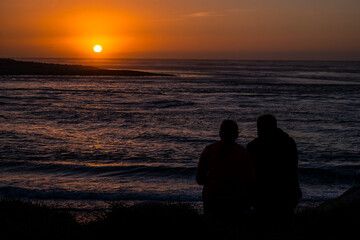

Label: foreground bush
[86,202,203,240]
[0,199,79,239]
[1,194,359,240]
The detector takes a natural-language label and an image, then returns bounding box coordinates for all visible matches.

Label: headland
[0,58,171,76]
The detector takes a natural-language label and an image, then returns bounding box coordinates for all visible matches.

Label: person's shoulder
[234,142,246,150]
[246,138,260,149]
[204,141,222,152]
[234,143,252,156]
[207,141,222,147]
[277,128,296,144]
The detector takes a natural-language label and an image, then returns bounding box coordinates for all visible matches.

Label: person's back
[196,120,255,218]
[246,115,301,214]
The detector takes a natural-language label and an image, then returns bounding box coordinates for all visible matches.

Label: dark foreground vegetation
[1,185,359,240]
[0,58,171,76]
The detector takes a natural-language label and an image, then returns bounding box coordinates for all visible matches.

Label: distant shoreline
[0,58,172,76]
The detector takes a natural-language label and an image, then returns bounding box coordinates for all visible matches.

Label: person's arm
[290,138,302,200]
[196,147,209,185]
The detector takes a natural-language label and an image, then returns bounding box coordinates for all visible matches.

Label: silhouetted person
[196,120,255,219]
[246,114,302,217]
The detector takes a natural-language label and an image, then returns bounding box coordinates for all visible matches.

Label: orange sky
[1,0,359,60]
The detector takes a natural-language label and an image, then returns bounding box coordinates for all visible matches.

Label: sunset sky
[1,0,359,60]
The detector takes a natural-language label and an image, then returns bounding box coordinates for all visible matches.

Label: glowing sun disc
[93,45,102,53]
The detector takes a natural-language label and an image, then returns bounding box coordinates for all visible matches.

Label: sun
[93,45,102,53]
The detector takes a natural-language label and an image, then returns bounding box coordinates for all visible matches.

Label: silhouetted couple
[196,115,302,221]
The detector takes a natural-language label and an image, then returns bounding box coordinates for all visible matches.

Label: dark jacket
[197,141,255,214]
[246,128,302,212]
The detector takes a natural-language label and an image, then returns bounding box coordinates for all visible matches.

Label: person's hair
[219,119,239,142]
[257,114,277,137]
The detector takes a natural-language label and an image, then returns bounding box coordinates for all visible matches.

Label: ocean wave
[0,160,197,178]
[299,166,359,184]
[1,60,359,205]
[2,159,358,185]
[145,100,196,109]
[0,186,200,202]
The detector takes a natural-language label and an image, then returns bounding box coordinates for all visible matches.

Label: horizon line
[6,57,360,62]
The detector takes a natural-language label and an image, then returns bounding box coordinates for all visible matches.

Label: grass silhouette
[1,186,359,240]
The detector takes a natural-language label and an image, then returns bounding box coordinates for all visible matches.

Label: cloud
[149,8,256,22]
[149,11,222,22]
[226,8,257,13]
[188,11,223,18]
[188,8,256,18]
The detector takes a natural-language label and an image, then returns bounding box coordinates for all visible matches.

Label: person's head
[257,114,277,138]
[219,119,239,142]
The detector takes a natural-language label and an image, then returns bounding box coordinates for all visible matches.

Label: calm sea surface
[1,59,359,215]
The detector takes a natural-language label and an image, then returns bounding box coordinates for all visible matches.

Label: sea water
[1,59,359,218]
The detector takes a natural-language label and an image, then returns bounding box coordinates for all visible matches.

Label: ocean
[1,58,359,220]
